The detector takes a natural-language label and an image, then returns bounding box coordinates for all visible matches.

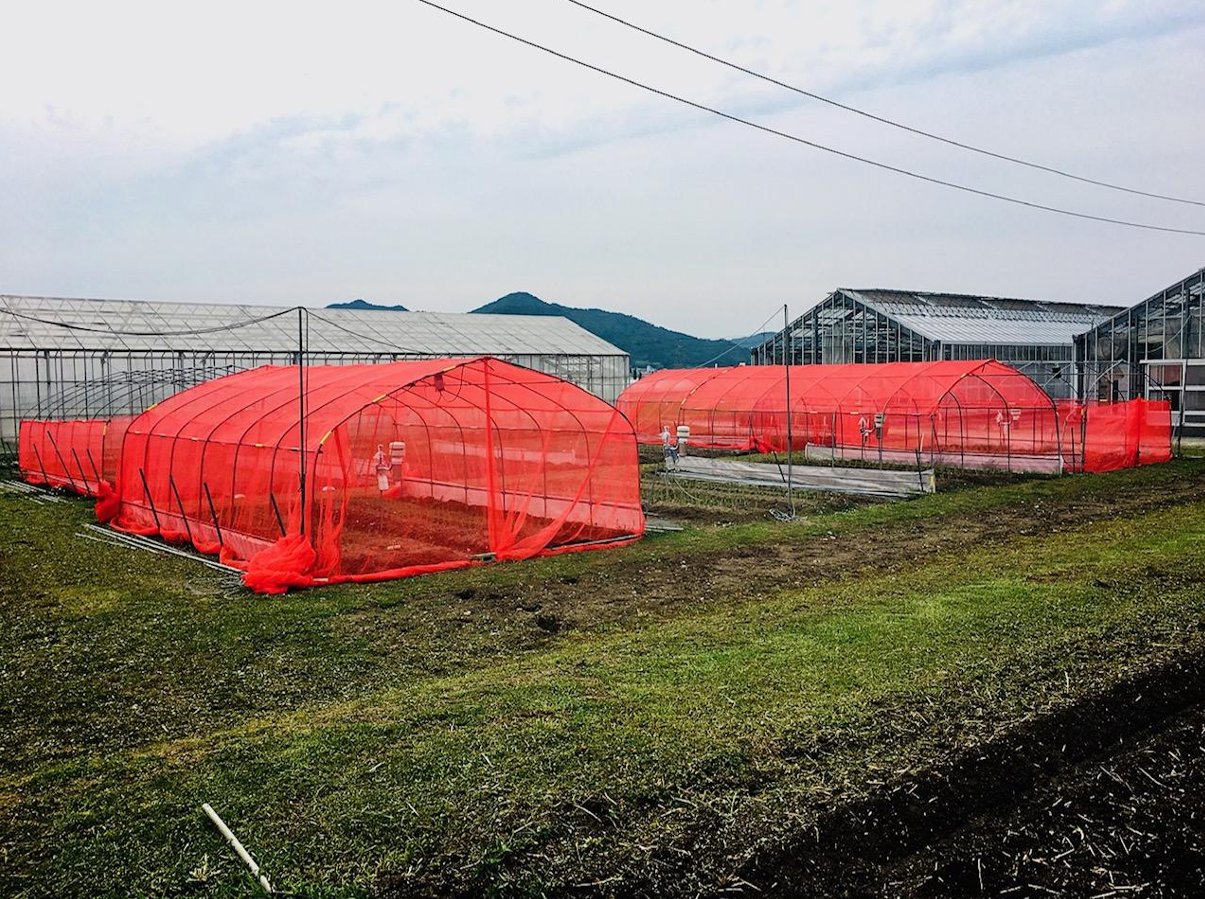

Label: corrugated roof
[0,295,627,356]
[841,288,1123,346]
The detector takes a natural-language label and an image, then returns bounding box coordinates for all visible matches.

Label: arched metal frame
[100,356,642,590]
[618,360,1073,472]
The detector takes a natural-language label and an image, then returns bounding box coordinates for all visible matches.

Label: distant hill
[327,299,409,312]
[472,292,749,370]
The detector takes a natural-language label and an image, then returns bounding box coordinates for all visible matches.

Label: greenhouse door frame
[1143,358,1205,441]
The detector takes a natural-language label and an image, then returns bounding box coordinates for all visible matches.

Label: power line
[695,307,784,368]
[1,304,428,354]
[303,309,428,355]
[566,0,1205,209]
[413,0,1205,236]
[0,301,506,362]
[0,304,298,338]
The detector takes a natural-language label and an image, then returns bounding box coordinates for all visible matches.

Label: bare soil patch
[393,467,1205,651]
[740,649,1205,898]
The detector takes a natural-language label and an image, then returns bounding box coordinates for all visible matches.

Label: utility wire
[694,306,784,368]
[1,304,428,354]
[413,0,1205,236]
[304,309,428,355]
[566,0,1205,208]
[0,305,298,338]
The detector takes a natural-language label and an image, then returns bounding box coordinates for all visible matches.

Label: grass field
[3,460,1205,897]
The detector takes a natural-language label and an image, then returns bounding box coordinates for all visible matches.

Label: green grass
[2,461,1205,896]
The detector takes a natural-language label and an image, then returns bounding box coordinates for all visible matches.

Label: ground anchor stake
[202,803,273,894]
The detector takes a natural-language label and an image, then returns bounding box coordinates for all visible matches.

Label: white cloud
[2,0,1203,335]
[6,0,1197,153]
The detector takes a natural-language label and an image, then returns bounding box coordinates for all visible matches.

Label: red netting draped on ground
[618,361,1067,469]
[18,357,644,593]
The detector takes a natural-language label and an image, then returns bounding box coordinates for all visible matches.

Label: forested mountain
[472,292,748,370]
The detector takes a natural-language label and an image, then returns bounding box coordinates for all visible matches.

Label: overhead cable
[413,0,1205,236]
[695,306,786,368]
[0,305,298,338]
[2,304,428,354]
[566,0,1205,208]
[304,309,427,355]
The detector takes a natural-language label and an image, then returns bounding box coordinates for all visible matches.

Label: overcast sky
[2,0,1203,337]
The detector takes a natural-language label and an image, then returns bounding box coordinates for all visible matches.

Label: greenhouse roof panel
[0,296,627,357]
[841,288,1123,346]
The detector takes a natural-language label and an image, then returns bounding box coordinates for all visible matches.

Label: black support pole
[783,304,795,520]
[45,429,79,494]
[85,448,103,488]
[168,474,196,546]
[31,441,49,485]
[269,492,287,537]
[138,467,162,531]
[203,482,225,547]
[70,447,90,495]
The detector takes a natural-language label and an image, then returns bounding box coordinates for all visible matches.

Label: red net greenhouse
[88,357,642,593]
[617,361,1074,472]
[18,416,133,497]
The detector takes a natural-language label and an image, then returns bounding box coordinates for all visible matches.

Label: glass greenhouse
[0,295,632,456]
[1074,267,1205,440]
[751,288,1122,399]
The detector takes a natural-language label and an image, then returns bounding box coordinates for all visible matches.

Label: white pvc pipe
[202,803,273,894]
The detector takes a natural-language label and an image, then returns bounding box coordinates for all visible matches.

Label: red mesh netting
[20,357,644,593]
[17,416,132,497]
[617,361,1067,466]
[1068,398,1173,473]
[617,362,1172,473]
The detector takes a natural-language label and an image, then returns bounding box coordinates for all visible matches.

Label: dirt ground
[435,467,1205,644]
[455,466,1205,898]
[353,464,1205,898]
[6,460,1205,898]
[736,650,1205,898]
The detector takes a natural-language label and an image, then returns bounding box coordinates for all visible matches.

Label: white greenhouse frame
[0,295,632,456]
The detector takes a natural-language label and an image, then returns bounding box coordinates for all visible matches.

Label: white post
[202,803,273,894]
